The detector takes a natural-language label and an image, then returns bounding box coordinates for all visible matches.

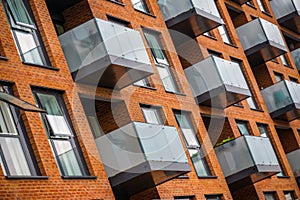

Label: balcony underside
[71,55,153,89]
[195,85,251,108]
[109,161,190,198]
[278,12,300,34]
[231,0,251,5]
[270,103,300,121]
[227,165,280,191]
[166,8,223,44]
[245,42,287,67]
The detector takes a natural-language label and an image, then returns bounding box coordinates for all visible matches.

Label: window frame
[33,88,90,177]
[140,104,164,125]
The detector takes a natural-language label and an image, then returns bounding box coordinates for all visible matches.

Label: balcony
[95,122,190,197]
[291,48,300,71]
[59,18,153,89]
[184,56,251,108]
[215,136,280,188]
[270,0,300,33]
[286,149,300,184]
[230,0,251,5]
[261,80,300,121]
[157,0,224,39]
[236,18,287,66]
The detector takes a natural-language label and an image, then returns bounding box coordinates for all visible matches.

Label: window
[208,50,222,57]
[0,85,39,176]
[289,77,298,83]
[284,191,295,200]
[280,55,289,66]
[144,31,179,93]
[257,123,269,137]
[218,25,232,44]
[257,0,267,12]
[33,89,89,177]
[264,192,278,200]
[205,194,223,200]
[274,72,284,82]
[131,0,149,13]
[174,111,211,177]
[141,105,163,125]
[236,120,250,135]
[134,78,152,87]
[107,15,129,27]
[2,0,49,66]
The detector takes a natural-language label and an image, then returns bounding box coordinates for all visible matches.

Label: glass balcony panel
[291,48,300,71]
[236,19,266,51]
[214,57,249,90]
[261,81,292,113]
[286,81,300,104]
[157,0,193,21]
[260,19,285,47]
[95,122,189,178]
[191,0,221,18]
[215,136,280,179]
[270,0,297,19]
[286,149,300,178]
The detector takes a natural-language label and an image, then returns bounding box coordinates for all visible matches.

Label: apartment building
[0,0,299,199]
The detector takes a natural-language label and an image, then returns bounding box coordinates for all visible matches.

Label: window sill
[176,175,189,179]
[262,11,273,18]
[203,34,217,41]
[198,176,218,179]
[107,0,125,6]
[133,84,157,91]
[0,56,8,61]
[224,42,238,48]
[277,175,290,179]
[22,62,60,71]
[165,90,186,96]
[6,176,49,179]
[250,108,264,112]
[62,175,97,179]
[134,8,156,18]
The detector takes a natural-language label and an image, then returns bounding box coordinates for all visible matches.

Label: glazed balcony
[236,18,287,66]
[291,48,300,71]
[286,149,300,184]
[95,122,190,197]
[184,56,251,108]
[270,0,300,33]
[157,0,224,39]
[230,0,251,5]
[215,136,280,188]
[261,80,300,121]
[59,18,153,89]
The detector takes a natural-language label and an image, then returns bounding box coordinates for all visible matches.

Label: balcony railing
[59,18,153,89]
[95,122,190,197]
[215,136,280,187]
[270,0,300,33]
[230,0,251,5]
[291,48,300,71]
[184,56,251,108]
[236,18,287,66]
[286,149,300,183]
[261,80,300,121]
[157,0,223,40]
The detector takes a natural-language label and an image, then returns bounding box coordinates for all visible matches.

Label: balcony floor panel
[109,161,190,198]
[195,85,250,108]
[245,42,287,67]
[278,12,300,34]
[71,55,153,89]
[270,103,300,121]
[166,8,223,44]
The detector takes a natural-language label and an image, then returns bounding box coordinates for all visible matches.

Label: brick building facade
[0,0,299,199]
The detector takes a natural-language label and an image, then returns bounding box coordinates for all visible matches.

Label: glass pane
[87,116,103,139]
[284,192,294,200]
[264,193,277,200]
[46,115,72,136]
[189,149,209,176]
[247,96,258,109]
[237,121,250,135]
[0,137,31,176]
[14,30,44,65]
[258,124,268,137]
[36,93,63,116]
[7,0,34,26]
[218,25,231,44]
[52,140,83,176]
[0,101,18,135]
[131,0,149,12]
[141,107,162,124]
[156,65,178,93]
[181,128,199,147]
[144,32,168,65]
